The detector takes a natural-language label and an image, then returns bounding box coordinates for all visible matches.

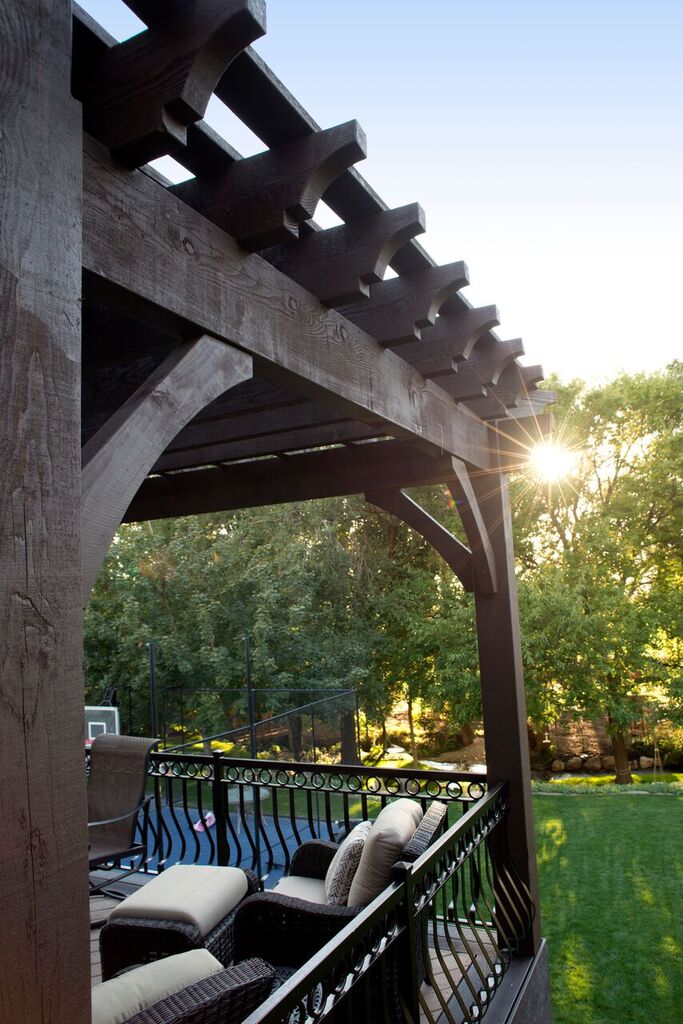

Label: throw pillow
[348,799,423,907]
[324,820,373,905]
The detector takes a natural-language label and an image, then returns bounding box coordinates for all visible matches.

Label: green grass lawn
[534,793,683,1024]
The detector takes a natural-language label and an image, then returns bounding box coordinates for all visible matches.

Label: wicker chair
[95,957,275,1024]
[231,800,447,967]
[88,733,158,895]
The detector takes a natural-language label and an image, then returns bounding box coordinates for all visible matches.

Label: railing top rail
[149,751,487,787]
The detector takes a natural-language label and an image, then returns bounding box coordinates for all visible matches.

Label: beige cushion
[272,875,327,903]
[324,821,372,905]
[348,799,423,907]
[91,949,221,1024]
[109,864,248,936]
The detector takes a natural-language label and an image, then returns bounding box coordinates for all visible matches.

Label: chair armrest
[290,839,339,879]
[232,892,357,966]
[124,958,275,1024]
[89,795,151,829]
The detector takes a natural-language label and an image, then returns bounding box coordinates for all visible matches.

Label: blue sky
[79,0,682,382]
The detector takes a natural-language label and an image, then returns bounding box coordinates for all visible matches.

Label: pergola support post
[0,1,90,1021]
[471,470,542,956]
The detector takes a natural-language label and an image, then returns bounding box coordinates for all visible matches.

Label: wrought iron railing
[141,753,487,885]
[238,784,534,1024]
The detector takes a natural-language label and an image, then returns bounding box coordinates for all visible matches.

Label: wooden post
[0,2,90,1022]
[471,470,542,955]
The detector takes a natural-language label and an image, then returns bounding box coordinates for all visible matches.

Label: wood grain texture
[396,305,501,376]
[262,203,426,305]
[336,262,469,345]
[464,362,543,420]
[0,1,90,1021]
[81,0,266,166]
[125,440,457,521]
[82,138,495,471]
[172,120,367,249]
[448,460,497,594]
[81,336,253,599]
[471,470,542,955]
[365,489,474,591]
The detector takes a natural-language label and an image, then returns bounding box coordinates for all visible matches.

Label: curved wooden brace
[463,361,542,421]
[364,488,474,592]
[262,203,426,306]
[447,460,497,594]
[171,120,367,250]
[395,304,500,376]
[440,338,526,403]
[336,261,470,345]
[82,0,266,167]
[81,336,253,601]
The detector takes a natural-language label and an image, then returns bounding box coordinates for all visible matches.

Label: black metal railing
[238,784,534,1024]
[141,753,488,885]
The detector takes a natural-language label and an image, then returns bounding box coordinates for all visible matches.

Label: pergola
[1,2,554,1021]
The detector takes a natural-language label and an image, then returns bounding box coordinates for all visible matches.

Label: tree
[512,363,683,781]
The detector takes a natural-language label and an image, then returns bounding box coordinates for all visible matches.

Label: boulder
[551,760,565,772]
[584,756,602,772]
[639,756,654,770]
[601,755,616,770]
[565,756,583,771]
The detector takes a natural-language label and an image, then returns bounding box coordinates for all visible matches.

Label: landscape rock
[565,756,583,771]
[602,755,616,770]
[639,756,654,770]
[551,760,565,772]
[584,756,602,771]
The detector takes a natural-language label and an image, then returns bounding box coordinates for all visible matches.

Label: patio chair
[88,733,159,896]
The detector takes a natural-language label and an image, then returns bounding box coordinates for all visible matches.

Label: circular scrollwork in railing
[404,777,421,797]
[328,773,344,791]
[258,768,272,785]
[365,776,381,794]
[293,771,308,788]
[310,772,325,789]
[275,769,291,787]
[446,780,463,800]
[385,776,401,796]
[346,774,362,792]
[425,779,443,799]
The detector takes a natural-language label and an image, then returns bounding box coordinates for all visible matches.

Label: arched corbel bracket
[365,488,474,592]
[82,0,266,167]
[438,339,526,402]
[81,336,254,602]
[171,120,367,250]
[336,261,469,345]
[262,203,426,306]
[447,460,498,594]
[395,305,500,376]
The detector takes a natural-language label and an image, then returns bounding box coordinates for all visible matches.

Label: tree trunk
[407,693,418,765]
[289,714,303,761]
[340,710,359,764]
[381,721,388,753]
[611,729,633,784]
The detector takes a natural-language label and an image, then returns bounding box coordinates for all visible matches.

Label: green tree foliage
[513,362,683,780]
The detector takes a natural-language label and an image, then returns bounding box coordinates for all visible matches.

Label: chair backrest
[88,734,158,848]
[399,800,448,863]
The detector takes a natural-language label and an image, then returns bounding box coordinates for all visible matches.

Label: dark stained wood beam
[464,362,543,420]
[83,138,496,470]
[438,340,526,403]
[336,261,469,345]
[365,489,474,591]
[494,410,555,470]
[82,337,253,598]
[0,1,90,1020]
[448,460,497,594]
[171,120,367,250]
[396,305,500,376]
[262,203,426,305]
[124,440,458,521]
[80,0,266,167]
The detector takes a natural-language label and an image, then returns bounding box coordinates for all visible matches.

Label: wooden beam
[172,120,367,250]
[124,440,457,521]
[437,340,526,403]
[0,2,90,1021]
[262,203,426,305]
[447,460,497,594]
[471,470,542,955]
[365,489,473,591]
[82,337,253,599]
[396,305,500,376]
[464,362,543,420]
[336,262,469,345]
[80,0,266,167]
[82,138,496,470]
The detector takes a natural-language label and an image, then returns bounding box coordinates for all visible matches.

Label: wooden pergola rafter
[1,2,551,1020]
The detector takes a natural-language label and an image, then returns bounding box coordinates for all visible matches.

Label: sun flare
[529,443,577,483]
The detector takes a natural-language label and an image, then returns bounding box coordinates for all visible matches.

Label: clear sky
[80,0,682,383]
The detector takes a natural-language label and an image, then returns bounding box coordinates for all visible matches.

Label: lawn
[534,793,683,1024]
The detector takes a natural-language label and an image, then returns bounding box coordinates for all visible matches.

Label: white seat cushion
[272,875,327,903]
[324,821,372,905]
[108,864,248,937]
[91,948,222,1024]
[348,799,423,907]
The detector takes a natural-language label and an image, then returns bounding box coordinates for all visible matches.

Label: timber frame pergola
[1,2,554,1021]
